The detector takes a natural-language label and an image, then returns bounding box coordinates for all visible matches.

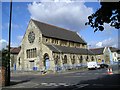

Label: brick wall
[0,67,2,86]
[0,66,6,87]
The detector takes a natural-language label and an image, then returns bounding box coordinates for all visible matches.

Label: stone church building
[16,19,96,72]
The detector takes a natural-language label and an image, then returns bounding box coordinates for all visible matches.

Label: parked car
[118,60,120,67]
[99,64,109,68]
[87,61,100,70]
[97,64,101,69]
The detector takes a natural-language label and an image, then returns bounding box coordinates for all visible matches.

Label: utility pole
[7,0,12,86]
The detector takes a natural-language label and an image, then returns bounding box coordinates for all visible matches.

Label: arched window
[63,55,67,64]
[18,57,20,66]
[86,56,89,61]
[71,56,75,64]
[43,53,49,68]
[55,55,59,65]
[79,56,83,63]
[91,56,94,61]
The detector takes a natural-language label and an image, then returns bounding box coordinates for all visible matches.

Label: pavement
[10,67,88,76]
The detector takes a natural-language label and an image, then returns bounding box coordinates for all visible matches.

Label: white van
[87,61,100,70]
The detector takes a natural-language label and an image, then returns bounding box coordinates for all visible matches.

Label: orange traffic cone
[107,68,113,75]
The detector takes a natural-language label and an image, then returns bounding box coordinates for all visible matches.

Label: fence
[54,64,87,72]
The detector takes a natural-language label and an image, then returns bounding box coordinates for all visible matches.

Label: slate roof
[46,44,94,55]
[117,50,120,54]
[109,47,120,52]
[32,19,87,44]
[90,48,104,55]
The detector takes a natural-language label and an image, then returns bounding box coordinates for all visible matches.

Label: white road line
[32,83,40,87]
[44,84,52,86]
[73,84,89,90]
[49,83,57,86]
[11,86,25,88]
[40,82,70,87]
[58,83,69,86]
[41,83,48,85]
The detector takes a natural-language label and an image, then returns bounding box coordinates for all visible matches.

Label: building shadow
[10,80,30,86]
[53,74,120,90]
[10,77,34,86]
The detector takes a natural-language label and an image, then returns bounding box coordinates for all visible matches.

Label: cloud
[89,37,118,48]
[27,0,93,31]
[96,42,103,47]
[0,39,8,50]
[0,39,21,50]
[17,35,23,41]
[102,37,117,47]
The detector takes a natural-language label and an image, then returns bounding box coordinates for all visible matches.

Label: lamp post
[7,0,12,86]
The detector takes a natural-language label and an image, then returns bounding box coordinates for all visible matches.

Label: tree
[2,49,9,67]
[85,1,120,32]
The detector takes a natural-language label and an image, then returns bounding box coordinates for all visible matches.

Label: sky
[1,0,119,50]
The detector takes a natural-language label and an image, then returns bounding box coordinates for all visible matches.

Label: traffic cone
[107,68,113,75]
[109,68,113,74]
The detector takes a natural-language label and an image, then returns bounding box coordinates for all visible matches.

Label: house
[109,47,120,63]
[10,47,20,70]
[16,19,96,72]
[90,47,106,64]
[90,47,120,65]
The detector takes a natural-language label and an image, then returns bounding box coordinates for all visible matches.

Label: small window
[80,56,83,63]
[46,39,48,42]
[86,56,89,61]
[39,37,41,42]
[91,56,94,61]
[18,58,20,66]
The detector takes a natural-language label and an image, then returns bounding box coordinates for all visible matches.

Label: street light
[7,0,12,86]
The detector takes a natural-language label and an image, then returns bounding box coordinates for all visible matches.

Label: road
[2,65,120,90]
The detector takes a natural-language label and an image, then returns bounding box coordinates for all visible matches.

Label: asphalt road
[2,65,120,90]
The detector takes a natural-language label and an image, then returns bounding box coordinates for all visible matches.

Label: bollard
[107,68,113,75]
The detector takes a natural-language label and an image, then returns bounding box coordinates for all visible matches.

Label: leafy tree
[85,1,120,32]
[2,49,9,67]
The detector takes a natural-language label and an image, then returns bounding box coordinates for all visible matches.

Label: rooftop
[32,19,87,44]
[46,44,94,55]
[90,47,104,55]
[10,47,21,54]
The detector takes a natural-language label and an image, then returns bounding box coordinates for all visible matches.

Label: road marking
[40,82,70,87]
[58,83,69,86]
[49,83,57,86]
[41,83,48,85]
[32,83,40,87]
[73,84,89,90]
[11,85,25,88]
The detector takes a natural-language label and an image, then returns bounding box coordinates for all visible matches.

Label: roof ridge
[90,47,105,50]
[31,19,77,33]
